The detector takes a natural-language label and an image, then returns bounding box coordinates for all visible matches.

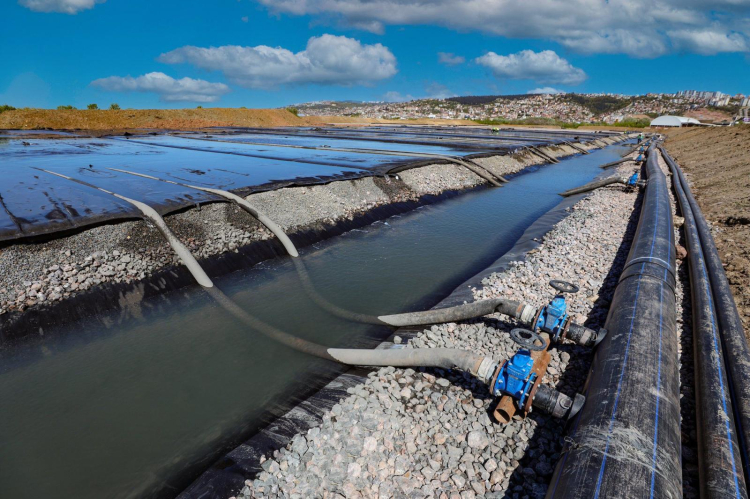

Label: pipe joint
[565,322,607,347]
[488,350,585,420]
[531,385,585,420]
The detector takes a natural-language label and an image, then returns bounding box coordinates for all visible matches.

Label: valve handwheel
[510,328,548,351]
[549,280,579,294]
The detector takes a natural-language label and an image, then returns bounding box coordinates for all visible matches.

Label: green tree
[57,105,76,110]
[87,103,99,110]
[0,104,16,114]
[109,103,121,110]
[286,106,300,117]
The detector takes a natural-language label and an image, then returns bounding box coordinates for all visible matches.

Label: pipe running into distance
[564,141,590,154]
[600,157,631,169]
[547,143,682,498]
[558,174,632,197]
[528,146,559,164]
[662,146,750,495]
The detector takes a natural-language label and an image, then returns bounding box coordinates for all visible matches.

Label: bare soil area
[0,107,315,131]
[683,107,734,123]
[664,125,750,333]
[0,108,482,132]
[0,107,637,134]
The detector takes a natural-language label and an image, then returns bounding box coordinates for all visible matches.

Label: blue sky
[1,0,749,109]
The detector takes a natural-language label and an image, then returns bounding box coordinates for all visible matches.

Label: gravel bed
[0,141,613,318]
[234,153,641,499]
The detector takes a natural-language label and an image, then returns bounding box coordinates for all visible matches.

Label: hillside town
[294,90,748,124]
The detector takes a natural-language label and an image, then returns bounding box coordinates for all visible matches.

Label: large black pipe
[547,143,682,498]
[662,146,750,493]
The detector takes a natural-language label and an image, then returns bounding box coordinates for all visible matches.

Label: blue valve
[535,296,569,341]
[636,153,644,162]
[534,280,579,342]
[491,349,537,409]
[627,172,639,187]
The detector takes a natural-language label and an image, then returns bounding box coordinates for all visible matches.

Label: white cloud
[438,52,465,66]
[382,91,413,102]
[476,50,587,85]
[668,28,749,55]
[527,87,565,94]
[19,0,103,14]
[159,34,397,89]
[257,0,750,57]
[91,72,230,103]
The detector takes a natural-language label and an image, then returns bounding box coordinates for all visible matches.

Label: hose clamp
[476,357,497,384]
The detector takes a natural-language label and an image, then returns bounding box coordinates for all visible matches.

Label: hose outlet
[532,384,586,420]
[565,323,608,348]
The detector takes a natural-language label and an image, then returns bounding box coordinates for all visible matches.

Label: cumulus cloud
[257,0,750,57]
[91,72,230,103]
[159,34,397,89]
[527,87,565,94]
[668,28,749,55]
[438,52,465,66]
[382,91,413,102]
[19,0,103,14]
[476,50,587,85]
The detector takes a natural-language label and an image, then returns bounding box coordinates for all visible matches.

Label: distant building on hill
[650,115,703,127]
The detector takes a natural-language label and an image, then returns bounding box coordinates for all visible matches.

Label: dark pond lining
[0,144,628,499]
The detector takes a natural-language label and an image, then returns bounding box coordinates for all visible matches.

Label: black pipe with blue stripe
[547,142,682,498]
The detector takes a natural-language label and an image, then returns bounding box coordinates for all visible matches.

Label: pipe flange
[559,317,572,343]
[489,360,506,392]
[510,328,548,351]
[523,373,545,414]
[531,307,543,331]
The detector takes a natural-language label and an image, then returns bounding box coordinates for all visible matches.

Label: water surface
[0,144,630,499]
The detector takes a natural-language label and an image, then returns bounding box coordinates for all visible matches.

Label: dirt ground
[664,125,750,333]
[684,107,734,123]
[0,107,314,131]
[0,107,644,133]
[0,108,484,132]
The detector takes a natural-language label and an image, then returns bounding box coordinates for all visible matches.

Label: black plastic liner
[547,144,682,498]
[0,134,455,243]
[210,127,518,151]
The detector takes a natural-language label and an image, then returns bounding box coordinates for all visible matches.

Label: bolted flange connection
[528,280,607,347]
[487,348,585,421]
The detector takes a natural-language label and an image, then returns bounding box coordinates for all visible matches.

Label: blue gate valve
[534,280,578,342]
[488,328,585,420]
[491,348,537,410]
[627,172,639,187]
